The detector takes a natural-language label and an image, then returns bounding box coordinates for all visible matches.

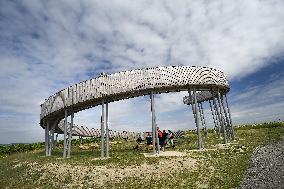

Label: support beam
[217,89,227,144]
[51,124,55,150]
[200,103,208,138]
[67,110,74,158]
[154,114,160,154]
[225,94,235,139]
[101,100,105,159]
[188,90,196,121]
[209,100,219,134]
[48,124,53,156]
[193,87,203,149]
[221,96,231,140]
[198,103,204,130]
[45,120,49,156]
[63,109,68,158]
[150,91,157,155]
[106,102,110,159]
[212,94,222,139]
[214,99,222,136]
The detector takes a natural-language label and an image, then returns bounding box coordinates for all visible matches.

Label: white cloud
[0,0,284,143]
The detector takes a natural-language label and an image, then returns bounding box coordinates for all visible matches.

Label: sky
[0,0,284,144]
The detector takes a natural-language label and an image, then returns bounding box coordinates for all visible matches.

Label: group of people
[157,127,175,151]
[142,127,175,151]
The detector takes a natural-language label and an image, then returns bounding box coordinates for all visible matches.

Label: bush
[0,142,45,155]
[235,122,284,130]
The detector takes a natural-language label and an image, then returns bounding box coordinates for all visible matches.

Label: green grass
[0,122,283,189]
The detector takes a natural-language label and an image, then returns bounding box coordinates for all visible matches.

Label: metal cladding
[183,91,215,105]
[57,120,140,139]
[40,66,229,128]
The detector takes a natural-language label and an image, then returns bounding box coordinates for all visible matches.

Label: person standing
[157,127,163,148]
[161,130,168,151]
[168,130,175,148]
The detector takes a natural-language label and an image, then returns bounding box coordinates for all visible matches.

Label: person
[146,133,152,145]
[168,130,175,148]
[161,130,168,151]
[134,135,143,150]
[157,127,163,148]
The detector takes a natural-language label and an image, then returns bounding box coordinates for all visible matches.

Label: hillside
[0,122,283,189]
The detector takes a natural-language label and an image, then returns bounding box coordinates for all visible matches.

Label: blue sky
[0,0,284,144]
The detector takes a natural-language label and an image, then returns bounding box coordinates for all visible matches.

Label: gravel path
[238,138,284,189]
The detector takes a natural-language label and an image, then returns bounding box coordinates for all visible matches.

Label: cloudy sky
[0,0,284,144]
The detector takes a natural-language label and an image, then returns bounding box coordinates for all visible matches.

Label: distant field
[0,122,283,189]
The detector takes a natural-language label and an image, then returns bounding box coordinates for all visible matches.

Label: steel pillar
[217,89,227,144]
[45,119,49,156]
[51,124,55,150]
[150,91,157,155]
[155,114,160,154]
[101,100,105,159]
[188,90,196,121]
[67,111,74,158]
[63,109,68,158]
[198,103,204,129]
[225,94,235,139]
[214,98,222,136]
[193,88,203,149]
[106,102,110,158]
[209,100,219,134]
[212,93,223,139]
[200,103,208,138]
[48,124,53,156]
[221,96,231,140]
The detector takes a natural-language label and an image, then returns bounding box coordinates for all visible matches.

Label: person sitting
[146,133,152,145]
[134,135,143,150]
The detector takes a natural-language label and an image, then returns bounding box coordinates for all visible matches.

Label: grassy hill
[0,122,283,189]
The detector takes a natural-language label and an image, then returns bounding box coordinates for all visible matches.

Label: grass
[0,122,283,189]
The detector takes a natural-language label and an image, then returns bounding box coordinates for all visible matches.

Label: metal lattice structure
[41,66,233,158]
[57,119,139,139]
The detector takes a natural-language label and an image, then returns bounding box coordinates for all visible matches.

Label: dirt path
[21,155,197,188]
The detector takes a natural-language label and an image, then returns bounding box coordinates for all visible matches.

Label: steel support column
[188,90,196,121]
[63,109,68,158]
[193,87,203,149]
[200,103,208,138]
[209,100,219,134]
[217,89,227,144]
[225,94,235,139]
[198,103,205,130]
[214,99,222,137]
[106,102,110,158]
[67,110,74,158]
[50,124,55,151]
[45,119,49,156]
[150,91,157,155]
[221,96,231,140]
[212,93,223,139]
[48,124,53,156]
[101,100,105,159]
[155,114,160,154]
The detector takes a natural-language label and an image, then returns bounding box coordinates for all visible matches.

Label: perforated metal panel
[40,66,229,128]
